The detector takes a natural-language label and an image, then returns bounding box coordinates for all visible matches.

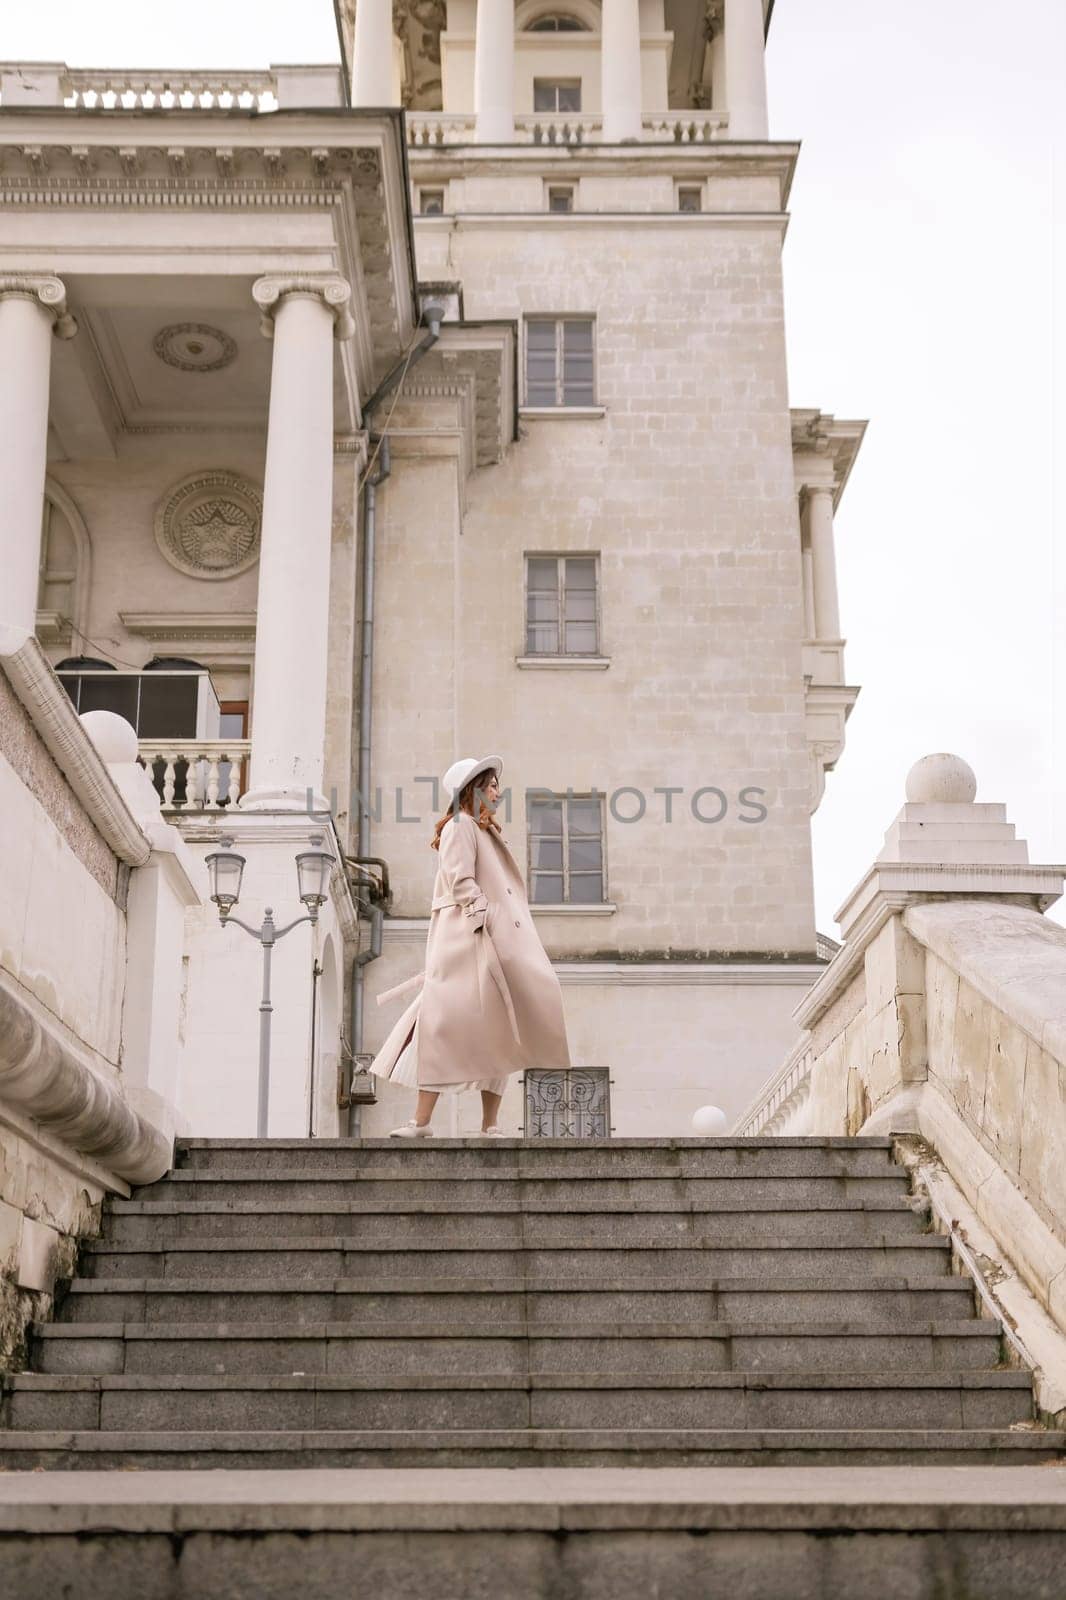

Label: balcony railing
[66,67,279,111]
[139,740,251,811]
[407,110,728,149]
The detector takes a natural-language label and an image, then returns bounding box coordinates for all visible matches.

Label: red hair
[430,772,502,851]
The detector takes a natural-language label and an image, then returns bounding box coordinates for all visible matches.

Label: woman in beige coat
[369,755,571,1136]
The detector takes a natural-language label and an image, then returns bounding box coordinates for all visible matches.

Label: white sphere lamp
[692,1104,728,1136]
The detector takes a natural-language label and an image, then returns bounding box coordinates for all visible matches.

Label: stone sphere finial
[80,710,139,765]
[905,752,977,804]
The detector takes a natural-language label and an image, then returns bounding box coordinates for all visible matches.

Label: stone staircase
[1,1135,1063,1470]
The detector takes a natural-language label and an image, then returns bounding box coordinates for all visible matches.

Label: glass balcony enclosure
[57,668,221,740]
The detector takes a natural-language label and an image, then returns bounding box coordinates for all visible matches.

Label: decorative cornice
[0,969,171,1184]
[0,637,150,868]
[253,273,356,341]
[0,273,77,338]
[119,611,257,644]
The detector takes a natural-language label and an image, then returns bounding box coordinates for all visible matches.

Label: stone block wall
[375,205,816,959]
[0,672,130,1366]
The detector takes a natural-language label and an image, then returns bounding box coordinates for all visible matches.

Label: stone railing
[407,110,729,148]
[138,739,250,810]
[0,62,344,111]
[737,753,1066,1417]
[61,68,279,110]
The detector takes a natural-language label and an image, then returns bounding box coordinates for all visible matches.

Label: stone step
[3,1427,1062,1473]
[61,1239,954,1297]
[105,1174,914,1239]
[143,1149,900,1197]
[0,1370,1036,1433]
[56,1273,978,1326]
[33,1319,1003,1376]
[173,1137,898,1181]
[81,1207,932,1271]
[2,1465,1066,1597]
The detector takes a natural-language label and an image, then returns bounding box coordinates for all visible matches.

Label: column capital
[799,482,836,511]
[0,274,77,339]
[252,274,356,342]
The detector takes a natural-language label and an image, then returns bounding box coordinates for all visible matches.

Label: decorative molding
[120,611,257,645]
[152,321,237,373]
[0,636,151,868]
[553,961,824,988]
[0,968,171,1185]
[253,273,356,342]
[703,0,724,40]
[0,272,77,338]
[153,470,263,580]
[0,132,415,381]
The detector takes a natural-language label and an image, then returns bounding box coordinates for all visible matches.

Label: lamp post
[204,833,334,1137]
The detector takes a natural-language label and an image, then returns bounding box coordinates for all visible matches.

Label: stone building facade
[0,0,864,1144]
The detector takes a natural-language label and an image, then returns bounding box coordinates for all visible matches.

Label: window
[524,1068,610,1138]
[419,188,445,216]
[528,791,605,904]
[533,78,582,113]
[217,700,249,806]
[525,317,594,407]
[525,553,599,655]
[528,13,587,30]
[677,185,703,214]
[547,184,574,213]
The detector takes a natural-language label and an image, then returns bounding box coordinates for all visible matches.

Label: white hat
[442,754,503,801]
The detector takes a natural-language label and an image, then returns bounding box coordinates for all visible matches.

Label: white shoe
[479,1126,507,1138]
[389,1120,434,1138]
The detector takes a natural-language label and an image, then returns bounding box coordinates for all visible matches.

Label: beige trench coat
[370,811,571,1088]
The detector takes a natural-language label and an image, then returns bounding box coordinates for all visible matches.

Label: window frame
[526,789,608,906]
[676,183,704,214]
[523,550,601,658]
[532,77,583,113]
[546,183,575,214]
[526,13,588,32]
[523,315,596,409]
[418,186,446,216]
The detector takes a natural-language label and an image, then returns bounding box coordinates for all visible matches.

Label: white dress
[389,1010,508,1097]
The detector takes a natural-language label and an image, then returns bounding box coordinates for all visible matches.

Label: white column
[0,276,76,656]
[474,0,515,143]
[601,0,643,142]
[806,485,841,640]
[351,0,396,106]
[244,276,355,812]
[723,0,769,140]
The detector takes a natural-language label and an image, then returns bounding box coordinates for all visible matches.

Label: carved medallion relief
[154,471,263,579]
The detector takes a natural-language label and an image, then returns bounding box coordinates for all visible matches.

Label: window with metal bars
[527,792,606,904]
[525,553,599,656]
[524,317,595,407]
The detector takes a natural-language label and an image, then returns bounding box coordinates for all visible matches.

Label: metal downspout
[346,307,443,1129]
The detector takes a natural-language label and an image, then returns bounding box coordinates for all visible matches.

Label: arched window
[528,14,588,31]
[37,480,92,650]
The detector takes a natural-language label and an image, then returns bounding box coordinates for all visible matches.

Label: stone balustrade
[138,739,250,811]
[0,62,345,111]
[407,111,729,149]
[736,754,1066,1417]
[64,68,279,110]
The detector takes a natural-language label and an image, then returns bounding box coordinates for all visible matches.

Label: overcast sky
[5,0,1063,933]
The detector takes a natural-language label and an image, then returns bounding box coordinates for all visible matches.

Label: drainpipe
[346,305,444,1115]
